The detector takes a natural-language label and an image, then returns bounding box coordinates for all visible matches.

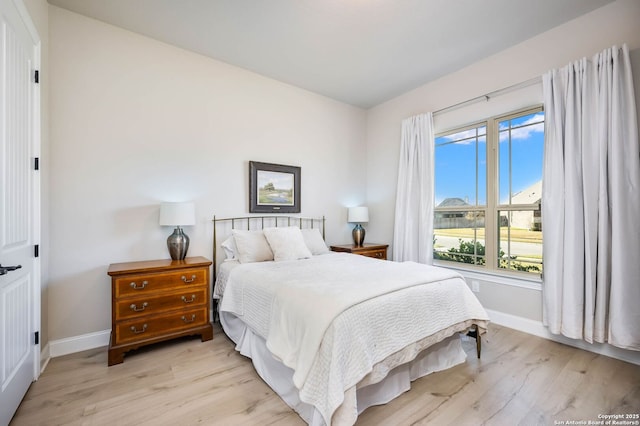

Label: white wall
[48,6,367,342]
[365,0,640,321]
[42,0,640,361]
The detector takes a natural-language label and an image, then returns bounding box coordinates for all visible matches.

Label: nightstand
[107,256,213,366]
[330,243,388,260]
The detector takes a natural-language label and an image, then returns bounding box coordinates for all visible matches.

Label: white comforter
[219,253,489,425]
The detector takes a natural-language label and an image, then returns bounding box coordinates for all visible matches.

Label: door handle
[0,264,22,276]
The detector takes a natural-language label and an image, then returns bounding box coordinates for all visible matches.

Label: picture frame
[249,161,301,213]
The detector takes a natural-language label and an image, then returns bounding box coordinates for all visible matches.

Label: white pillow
[301,228,329,255]
[263,227,312,262]
[220,236,238,260]
[232,230,274,263]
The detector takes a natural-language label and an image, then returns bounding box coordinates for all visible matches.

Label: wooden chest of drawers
[329,243,389,260]
[107,256,213,366]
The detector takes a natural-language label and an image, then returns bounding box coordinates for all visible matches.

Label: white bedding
[217,253,490,425]
[221,310,467,426]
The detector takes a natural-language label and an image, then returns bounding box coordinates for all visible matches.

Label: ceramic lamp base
[352,224,366,247]
[167,227,190,260]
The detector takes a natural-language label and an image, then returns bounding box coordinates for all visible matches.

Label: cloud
[437,127,487,146]
[499,113,544,142]
[436,112,544,146]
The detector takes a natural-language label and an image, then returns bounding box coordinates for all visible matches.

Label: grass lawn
[434,227,543,244]
[434,227,543,273]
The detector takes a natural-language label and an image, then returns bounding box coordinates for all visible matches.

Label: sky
[435,112,544,206]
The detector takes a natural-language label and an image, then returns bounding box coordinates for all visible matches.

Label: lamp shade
[159,202,195,226]
[348,206,369,223]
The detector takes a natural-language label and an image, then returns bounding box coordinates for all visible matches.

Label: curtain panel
[542,44,640,350]
[393,113,434,263]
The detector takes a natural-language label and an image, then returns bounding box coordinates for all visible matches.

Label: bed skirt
[220,311,467,426]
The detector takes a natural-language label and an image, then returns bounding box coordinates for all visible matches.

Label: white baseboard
[49,329,111,358]
[40,342,51,374]
[485,309,640,366]
[47,309,215,361]
[43,310,638,370]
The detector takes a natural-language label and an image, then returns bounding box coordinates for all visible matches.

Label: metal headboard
[211,215,326,283]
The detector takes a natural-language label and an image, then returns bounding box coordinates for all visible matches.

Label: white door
[0,0,40,424]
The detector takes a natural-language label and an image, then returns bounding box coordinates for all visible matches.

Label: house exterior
[505,180,542,231]
[434,197,486,229]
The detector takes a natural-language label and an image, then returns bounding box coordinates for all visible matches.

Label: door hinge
[35,331,39,345]
[34,157,40,170]
[34,244,39,258]
[34,70,39,84]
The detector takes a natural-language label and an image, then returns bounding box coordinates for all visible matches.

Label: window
[433,107,544,276]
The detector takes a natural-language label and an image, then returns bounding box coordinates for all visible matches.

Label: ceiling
[47,0,614,108]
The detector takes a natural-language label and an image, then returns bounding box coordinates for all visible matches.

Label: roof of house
[511,181,542,204]
[437,197,470,208]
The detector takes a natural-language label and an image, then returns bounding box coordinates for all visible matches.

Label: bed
[212,216,490,426]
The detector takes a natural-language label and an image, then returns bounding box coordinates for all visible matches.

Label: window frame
[433,105,544,280]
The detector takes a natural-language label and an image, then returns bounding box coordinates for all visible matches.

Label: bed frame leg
[212,299,219,323]
[467,324,481,359]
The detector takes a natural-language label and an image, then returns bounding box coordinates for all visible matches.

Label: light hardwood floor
[11,323,640,426]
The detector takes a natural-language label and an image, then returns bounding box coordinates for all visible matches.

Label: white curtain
[393,113,434,263]
[542,44,640,350]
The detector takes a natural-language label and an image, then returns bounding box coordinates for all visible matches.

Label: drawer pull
[129,302,148,312]
[130,280,148,290]
[181,274,197,283]
[130,324,147,334]
[181,314,196,323]
[181,295,196,303]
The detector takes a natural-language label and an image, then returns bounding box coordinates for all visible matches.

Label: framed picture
[249,161,301,213]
